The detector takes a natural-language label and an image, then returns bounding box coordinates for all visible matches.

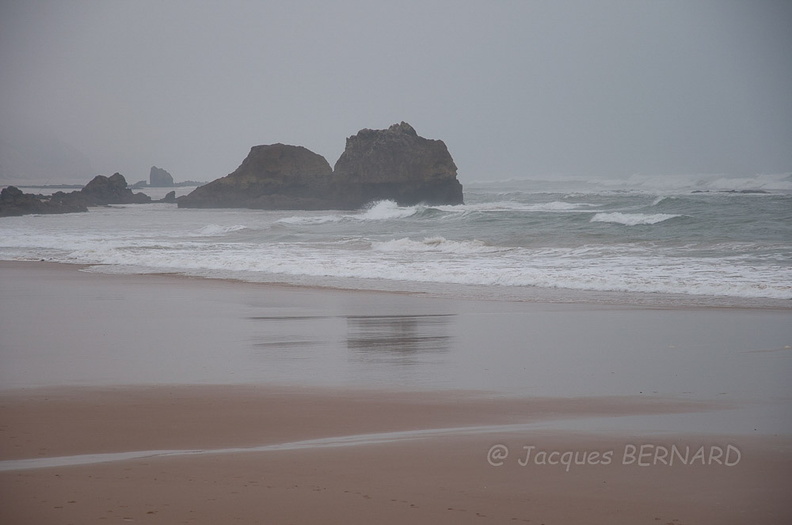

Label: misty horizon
[1,1,791,185]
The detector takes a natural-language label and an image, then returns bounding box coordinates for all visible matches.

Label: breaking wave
[193,224,248,236]
[590,213,681,226]
[277,200,420,225]
[372,237,504,254]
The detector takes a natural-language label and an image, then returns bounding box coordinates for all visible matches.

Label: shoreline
[1,259,790,523]
[2,258,790,401]
[5,258,792,310]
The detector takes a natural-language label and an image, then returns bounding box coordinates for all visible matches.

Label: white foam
[276,215,342,225]
[277,201,419,226]
[357,200,419,220]
[435,201,598,213]
[194,224,247,236]
[625,172,792,193]
[278,200,601,227]
[68,240,792,300]
[2,195,790,301]
[372,237,502,254]
[590,213,681,225]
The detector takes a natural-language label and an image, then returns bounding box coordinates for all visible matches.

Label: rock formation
[331,122,463,207]
[1,173,156,217]
[178,144,333,209]
[161,190,177,203]
[80,173,151,205]
[0,186,88,217]
[150,166,174,187]
[179,122,464,209]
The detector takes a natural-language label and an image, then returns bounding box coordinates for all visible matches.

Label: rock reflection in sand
[249,315,338,353]
[346,314,454,360]
[242,309,459,386]
[247,313,454,369]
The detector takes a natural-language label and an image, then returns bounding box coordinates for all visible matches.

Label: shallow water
[3,175,791,303]
[2,263,790,438]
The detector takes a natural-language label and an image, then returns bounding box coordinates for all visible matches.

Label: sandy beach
[1,261,791,524]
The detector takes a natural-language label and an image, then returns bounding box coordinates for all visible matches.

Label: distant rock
[0,186,88,217]
[79,173,152,205]
[1,173,155,217]
[160,190,177,203]
[178,144,334,209]
[179,122,464,209]
[332,122,463,207]
[150,166,174,187]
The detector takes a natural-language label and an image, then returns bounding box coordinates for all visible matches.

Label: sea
[2,172,791,307]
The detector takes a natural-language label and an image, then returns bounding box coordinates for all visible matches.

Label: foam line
[0,422,555,472]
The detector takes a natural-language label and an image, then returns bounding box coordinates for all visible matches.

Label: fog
[1,0,790,185]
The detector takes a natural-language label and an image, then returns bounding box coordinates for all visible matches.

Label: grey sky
[1,0,790,184]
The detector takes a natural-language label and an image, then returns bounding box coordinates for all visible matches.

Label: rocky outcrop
[160,190,177,203]
[331,122,463,207]
[179,122,464,209]
[80,173,151,205]
[178,144,334,209]
[150,166,174,187]
[0,186,88,217]
[1,173,154,217]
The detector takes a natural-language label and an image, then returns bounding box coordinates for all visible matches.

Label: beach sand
[1,261,791,523]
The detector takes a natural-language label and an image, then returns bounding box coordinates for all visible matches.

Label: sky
[1,0,791,185]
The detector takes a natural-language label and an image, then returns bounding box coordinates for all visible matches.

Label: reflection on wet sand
[246,314,455,361]
[248,316,340,354]
[346,314,454,359]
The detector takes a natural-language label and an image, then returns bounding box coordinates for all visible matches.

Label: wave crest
[358,200,420,220]
[278,201,419,226]
[372,237,501,254]
[435,201,598,214]
[276,215,342,226]
[193,224,247,236]
[590,213,681,226]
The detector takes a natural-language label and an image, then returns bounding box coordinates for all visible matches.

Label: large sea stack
[178,122,464,209]
[149,166,174,187]
[177,144,334,209]
[331,122,463,207]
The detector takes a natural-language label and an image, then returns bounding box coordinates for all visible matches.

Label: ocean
[2,173,791,307]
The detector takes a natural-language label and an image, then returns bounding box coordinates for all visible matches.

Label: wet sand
[1,261,791,523]
[1,386,791,524]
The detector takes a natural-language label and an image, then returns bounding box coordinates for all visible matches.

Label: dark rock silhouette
[179,122,464,209]
[178,144,333,209]
[331,122,463,207]
[3,122,464,215]
[0,186,88,217]
[1,173,154,217]
[149,166,174,187]
[80,173,151,205]
[161,190,177,203]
